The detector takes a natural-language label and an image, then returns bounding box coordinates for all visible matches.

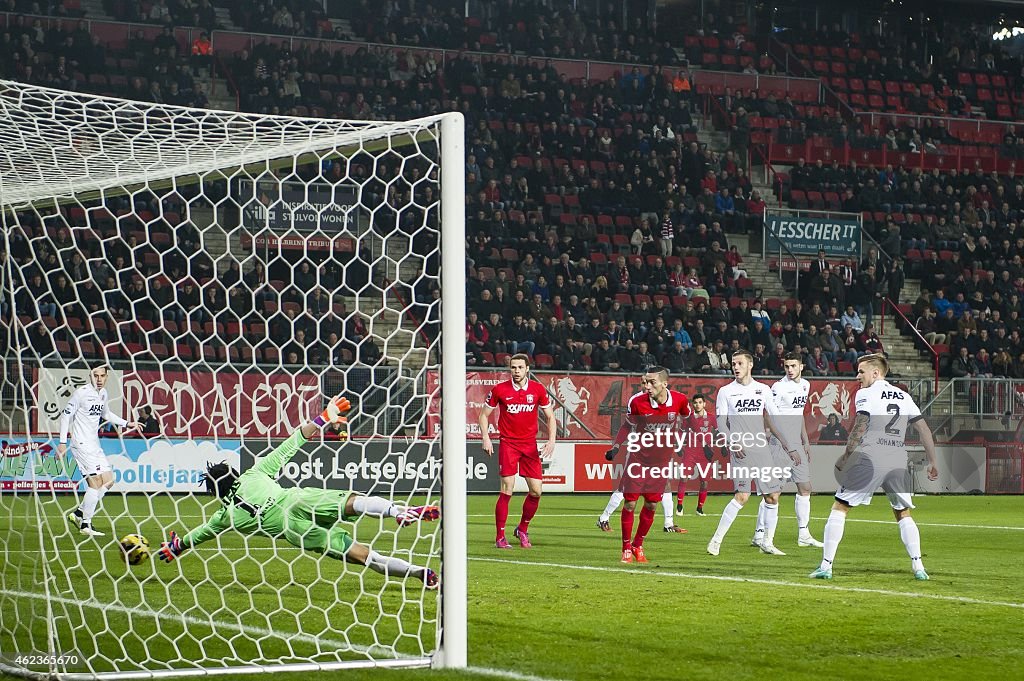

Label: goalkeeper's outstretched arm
[250,396,351,477]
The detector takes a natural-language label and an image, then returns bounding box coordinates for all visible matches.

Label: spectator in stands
[817,414,849,443]
[860,324,884,355]
[707,339,730,375]
[916,308,945,347]
[139,406,161,436]
[993,350,1014,378]
[591,338,621,372]
[191,31,213,75]
[841,304,864,333]
[806,346,830,376]
[951,346,979,378]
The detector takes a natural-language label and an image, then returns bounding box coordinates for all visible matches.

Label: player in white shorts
[707,350,801,557]
[752,353,824,549]
[59,365,141,536]
[810,354,939,581]
[596,479,687,534]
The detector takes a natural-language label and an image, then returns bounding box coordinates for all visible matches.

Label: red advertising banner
[572,443,736,493]
[122,370,320,438]
[429,371,859,443]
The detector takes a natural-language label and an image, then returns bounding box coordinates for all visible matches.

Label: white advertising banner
[36,367,124,436]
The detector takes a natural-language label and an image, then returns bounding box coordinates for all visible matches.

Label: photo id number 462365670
[13,654,81,666]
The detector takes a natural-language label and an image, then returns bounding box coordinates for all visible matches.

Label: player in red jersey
[676,393,719,517]
[605,367,691,563]
[479,354,556,549]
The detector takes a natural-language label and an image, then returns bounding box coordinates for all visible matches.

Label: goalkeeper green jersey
[181,430,309,548]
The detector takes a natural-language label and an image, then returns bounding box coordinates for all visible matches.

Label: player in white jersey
[707,350,801,556]
[751,353,824,549]
[60,365,141,536]
[596,486,684,535]
[810,354,939,581]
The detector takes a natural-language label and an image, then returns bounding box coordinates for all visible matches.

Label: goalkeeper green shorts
[281,488,356,559]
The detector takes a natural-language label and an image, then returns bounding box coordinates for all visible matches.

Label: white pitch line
[0,588,565,681]
[465,666,570,681]
[464,513,1024,531]
[113,512,1024,531]
[470,557,1024,610]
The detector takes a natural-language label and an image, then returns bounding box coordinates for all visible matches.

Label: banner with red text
[121,370,320,438]
[427,371,858,443]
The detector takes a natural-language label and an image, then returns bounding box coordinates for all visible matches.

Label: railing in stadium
[925,377,1024,418]
[880,297,941,395]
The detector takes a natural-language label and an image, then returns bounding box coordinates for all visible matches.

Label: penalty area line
[464,513,1024,531]
[469,557,1024,610]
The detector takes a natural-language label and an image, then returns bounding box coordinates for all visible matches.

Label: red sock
[676,480,686,503]
[621,508,635,547]
[698,487,708,507]
[519,494,540,531]
[495,493,512,540]
[633,505,656,547]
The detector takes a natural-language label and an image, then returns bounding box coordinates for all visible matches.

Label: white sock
[795,494,812,536]
[600,491,624,522]
[79,487,101,524]
[754,498,767,536]
[365,549,425,580]
[712,498,744,543]
[96,484,108,505]
[821,509,847,570]
[661,492,674,527]
[763,501,779,547]
[898,517,925,572]
[352,495,399,518]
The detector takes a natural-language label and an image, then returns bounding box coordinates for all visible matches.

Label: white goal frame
[0,80,466,678]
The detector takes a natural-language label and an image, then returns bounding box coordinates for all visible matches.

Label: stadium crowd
[0,0,1023,378]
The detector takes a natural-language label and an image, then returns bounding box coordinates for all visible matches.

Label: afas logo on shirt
[88,405,104,417]
[880,391,905,400]
[791,396,807,408]
[735,399,763,412]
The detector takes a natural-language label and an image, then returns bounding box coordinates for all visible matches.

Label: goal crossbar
[0,79,451,208]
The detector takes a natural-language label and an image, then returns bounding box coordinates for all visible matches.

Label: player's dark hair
[692,393,706,402]
[202,461,238,499]
[783,352,802,362]
[644,366,670,381]
[509,353,531,368]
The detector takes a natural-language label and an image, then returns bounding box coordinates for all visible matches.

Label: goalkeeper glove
[158,532,186,563]
[605,446,619,462]
[703,445,715,462]
[313,395,351,427]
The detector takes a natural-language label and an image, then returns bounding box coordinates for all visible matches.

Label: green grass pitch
[1,494,1022,681]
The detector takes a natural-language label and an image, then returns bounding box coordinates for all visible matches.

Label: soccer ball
[119,534,151,566]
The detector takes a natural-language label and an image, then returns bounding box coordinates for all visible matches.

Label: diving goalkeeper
[157,395,439,589]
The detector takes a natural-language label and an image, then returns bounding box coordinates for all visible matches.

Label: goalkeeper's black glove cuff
[604,446,619,462]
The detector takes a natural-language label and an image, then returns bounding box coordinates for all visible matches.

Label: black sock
[73,509,83,518]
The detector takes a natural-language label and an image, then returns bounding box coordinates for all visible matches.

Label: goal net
[0,80,466,678]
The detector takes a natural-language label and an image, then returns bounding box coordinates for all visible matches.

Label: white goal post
[0,79,465,678]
